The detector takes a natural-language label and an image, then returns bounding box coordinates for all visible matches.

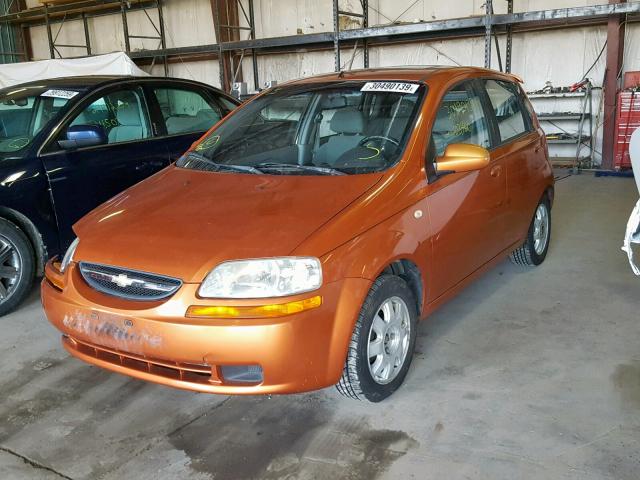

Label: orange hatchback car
[42,67,554,402]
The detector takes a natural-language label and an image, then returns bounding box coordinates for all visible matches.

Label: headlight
[60,238,79,273]
[199,257,322,298]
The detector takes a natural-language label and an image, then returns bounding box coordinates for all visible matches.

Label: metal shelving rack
[529,85,594,171]
[333,0,369,72]
[0,1,638,92]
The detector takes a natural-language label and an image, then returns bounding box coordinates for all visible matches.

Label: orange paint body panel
[42,67,554,395]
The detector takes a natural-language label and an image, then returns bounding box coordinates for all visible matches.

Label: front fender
[314,200,432,314]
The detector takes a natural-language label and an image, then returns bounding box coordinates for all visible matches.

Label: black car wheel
[336,275,418,402]
[0,218,35,316]
[510,196,551,266]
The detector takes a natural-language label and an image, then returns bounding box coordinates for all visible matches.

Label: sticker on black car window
[41,89,79,100]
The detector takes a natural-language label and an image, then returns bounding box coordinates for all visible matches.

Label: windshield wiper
[255,162,346,176]
[181,153,263,175]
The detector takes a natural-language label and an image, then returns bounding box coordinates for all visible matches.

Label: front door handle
[490,165,503,177]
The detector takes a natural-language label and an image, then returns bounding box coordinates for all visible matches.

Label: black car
[0,75,239,315]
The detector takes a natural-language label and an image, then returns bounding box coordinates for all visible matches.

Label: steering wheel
[358,135,400,147]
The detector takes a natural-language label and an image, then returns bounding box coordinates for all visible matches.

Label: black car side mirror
[58,124,108,150]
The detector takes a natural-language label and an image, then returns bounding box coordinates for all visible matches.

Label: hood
[75,166,383,283]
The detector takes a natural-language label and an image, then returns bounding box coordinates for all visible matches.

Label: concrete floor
[1,174,639,480]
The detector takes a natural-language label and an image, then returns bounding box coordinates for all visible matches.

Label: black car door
[143,82,237,162]
[40,83,170,248]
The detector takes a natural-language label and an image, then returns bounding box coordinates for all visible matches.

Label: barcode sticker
[361,82,419,94]
[41,89,79,99]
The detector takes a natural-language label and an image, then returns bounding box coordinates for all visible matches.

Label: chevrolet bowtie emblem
[112,273,135,288]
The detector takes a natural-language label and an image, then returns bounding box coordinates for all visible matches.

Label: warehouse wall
[27,0,219,82]
[25,0,640,165]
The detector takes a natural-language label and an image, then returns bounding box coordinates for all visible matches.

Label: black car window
[431,81,491,156]
[483,79,529,143]
[0,88,76,153]
[67,88,151,145]
[154,87,224,135]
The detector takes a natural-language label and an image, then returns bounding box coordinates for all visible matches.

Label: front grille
[79,262,182,301]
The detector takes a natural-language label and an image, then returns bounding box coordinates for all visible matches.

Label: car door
[425,79,507,300]
[481,78,541,246]
[145,83,236,163]
[40,84,170,248]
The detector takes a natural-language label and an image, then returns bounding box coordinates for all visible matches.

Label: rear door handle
[490,165,502,177]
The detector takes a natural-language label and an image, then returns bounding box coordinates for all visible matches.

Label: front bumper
[41,262,371,394]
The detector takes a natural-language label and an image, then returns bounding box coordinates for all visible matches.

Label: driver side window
[431,81,491,157]
[65,88,151,145]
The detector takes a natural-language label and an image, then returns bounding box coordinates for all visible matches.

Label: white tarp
[0,52,148,89]
[622,127,640,276]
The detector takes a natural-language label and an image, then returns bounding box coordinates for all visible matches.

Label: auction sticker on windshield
[361,82,419,94]
[41,89,79,99]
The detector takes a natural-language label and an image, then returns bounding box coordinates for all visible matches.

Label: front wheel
[336,275,418,402]
[0,218,35,316]
[510,196,551,266]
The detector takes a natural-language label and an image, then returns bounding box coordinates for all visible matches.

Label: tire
[0,218,35,316]
[336,275,418,402]
[510,196,551,267]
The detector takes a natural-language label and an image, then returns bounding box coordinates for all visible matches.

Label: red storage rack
[614,90,640,169]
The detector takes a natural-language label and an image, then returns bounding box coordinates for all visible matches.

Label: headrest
[330,107,364,134]
[321,95,347,109]
[196,109,217,120]
[115,94,142,126]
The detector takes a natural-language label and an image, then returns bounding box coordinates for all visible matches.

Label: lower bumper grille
[63,336,264,388]
[65,336,214,385]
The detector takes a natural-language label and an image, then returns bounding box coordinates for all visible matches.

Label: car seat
[314,107,365,166]
[108,93,148,143]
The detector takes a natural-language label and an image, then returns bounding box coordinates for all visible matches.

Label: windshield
[178,81,425,175]
[0,86,78,154]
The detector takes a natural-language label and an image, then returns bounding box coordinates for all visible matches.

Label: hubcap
[533,203,550,255]
[0,235,20,302]
[367,296,411,385]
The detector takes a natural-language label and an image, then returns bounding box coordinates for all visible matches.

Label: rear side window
[431,80,491,156]
[483,79,529,143]
[154,88,224,135]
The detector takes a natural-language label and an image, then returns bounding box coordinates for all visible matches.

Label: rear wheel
[0,218,35,316]
[510,196,551,266]
[336,275,418,402]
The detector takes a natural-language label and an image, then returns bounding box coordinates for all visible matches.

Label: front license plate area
[62,309,162,354]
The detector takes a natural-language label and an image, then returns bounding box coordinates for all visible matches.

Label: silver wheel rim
[0,235,20,302]
[533,203,550,255]
[367,296,411,385]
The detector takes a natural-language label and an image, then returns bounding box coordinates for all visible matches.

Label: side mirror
[435,143,490,174]
[58,124,107,150]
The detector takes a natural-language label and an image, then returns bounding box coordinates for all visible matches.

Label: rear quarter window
[483,79,530,143]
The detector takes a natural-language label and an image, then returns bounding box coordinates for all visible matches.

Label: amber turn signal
[44,259,65,291]
[186,295,322,319]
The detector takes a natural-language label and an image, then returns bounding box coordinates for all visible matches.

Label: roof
[282,66,520,86]
[0,75,229,95]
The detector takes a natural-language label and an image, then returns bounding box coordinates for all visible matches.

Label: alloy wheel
[367,296,411,385]
[533,203,550,255]
[0,235,21,302]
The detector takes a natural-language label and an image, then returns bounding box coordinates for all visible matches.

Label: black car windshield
[0,86,78,154]
[178,81,425,175]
